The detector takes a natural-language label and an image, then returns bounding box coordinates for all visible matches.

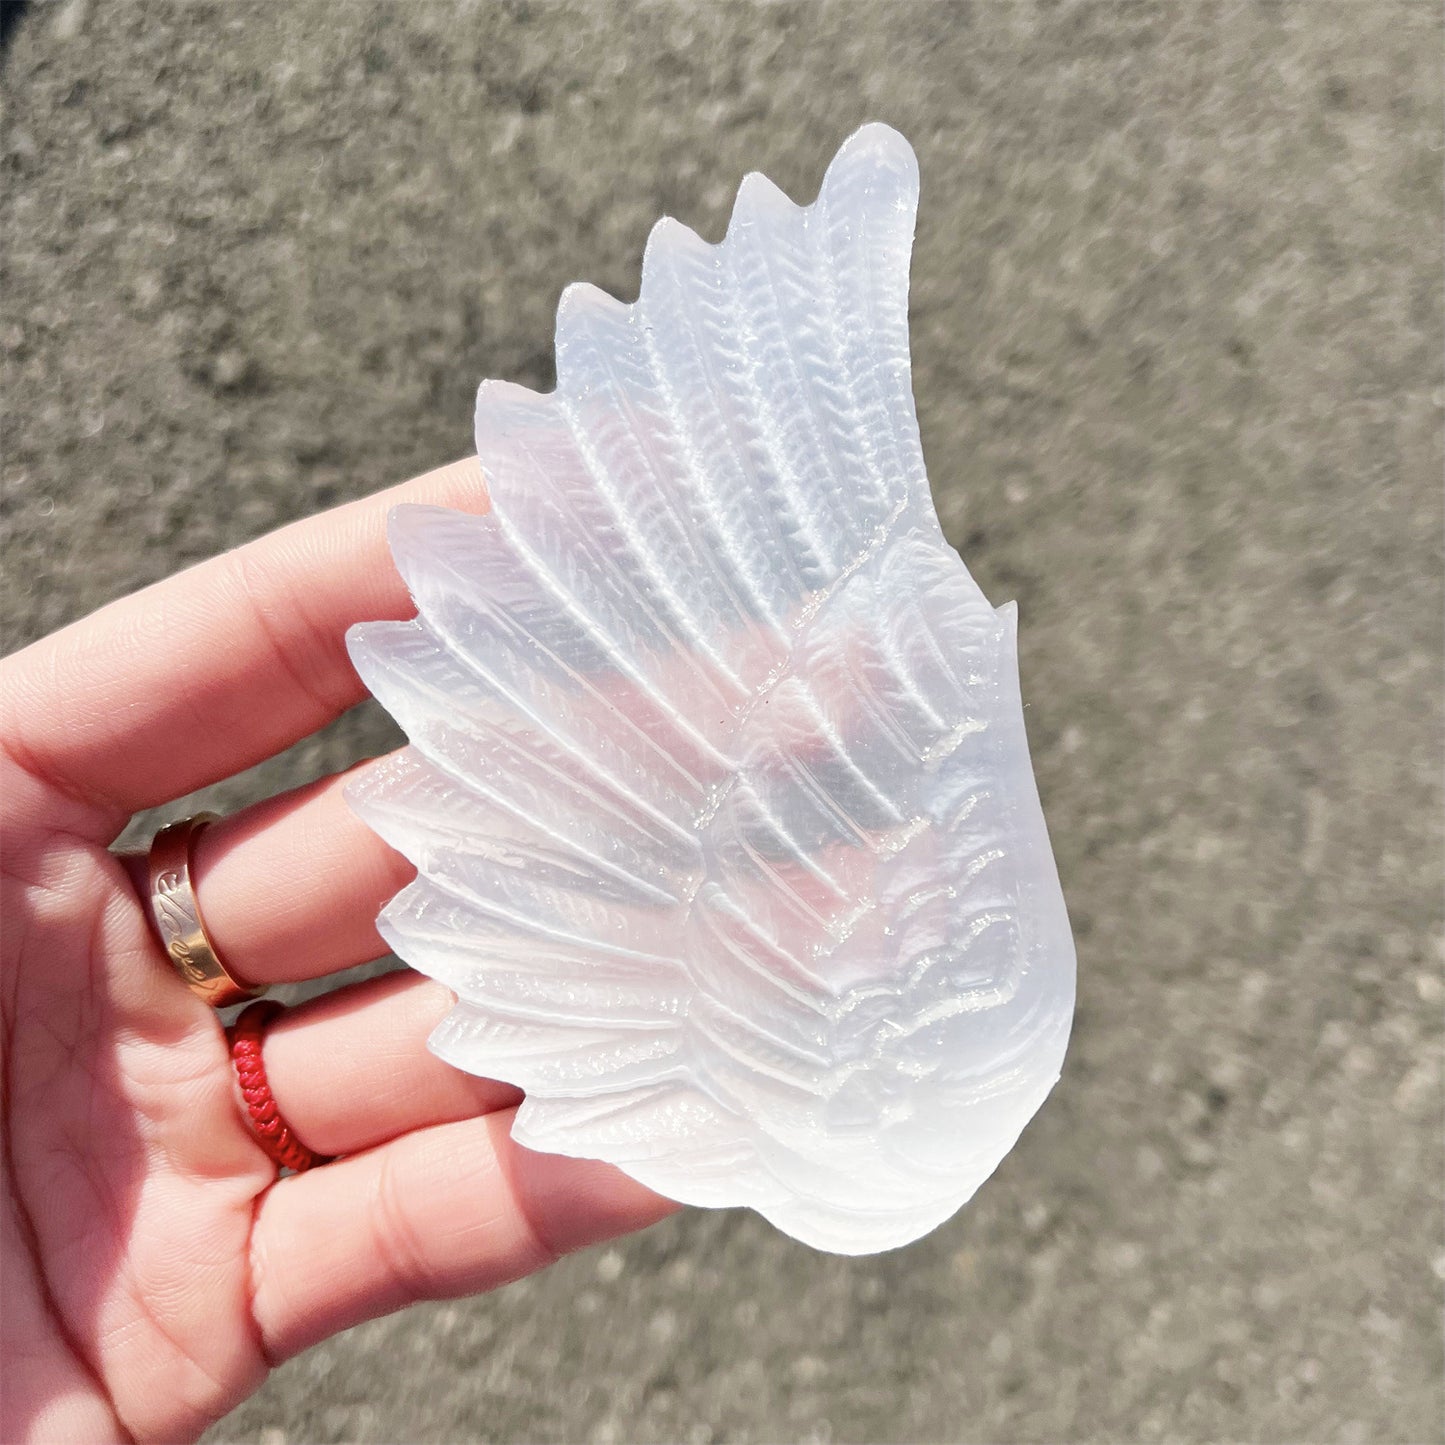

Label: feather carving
[348,124,1076,1254]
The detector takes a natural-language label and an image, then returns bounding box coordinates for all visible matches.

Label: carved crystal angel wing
[347,123,1076,1254]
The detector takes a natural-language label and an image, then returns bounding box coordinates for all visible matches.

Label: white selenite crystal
[347,123,1076,1254]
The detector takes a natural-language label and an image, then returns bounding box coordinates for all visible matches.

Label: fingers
[190,756,413,988]
[257,972,521,1158]
[246,973,679,1360]
[0,456,487,840]
[249,1109,679,1363]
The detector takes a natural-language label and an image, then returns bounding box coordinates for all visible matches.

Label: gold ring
[146,813,262,1008]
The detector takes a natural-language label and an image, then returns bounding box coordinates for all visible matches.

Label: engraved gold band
[146,813,262,1009]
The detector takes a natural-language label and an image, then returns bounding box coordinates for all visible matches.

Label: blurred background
[3,2,1441,1442]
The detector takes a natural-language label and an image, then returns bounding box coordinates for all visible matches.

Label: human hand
[0,457,678,1444]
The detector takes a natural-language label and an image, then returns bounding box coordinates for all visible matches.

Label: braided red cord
[230,1001,329,1174]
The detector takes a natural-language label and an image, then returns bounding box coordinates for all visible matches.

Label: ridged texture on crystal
[347,124,1075,1254]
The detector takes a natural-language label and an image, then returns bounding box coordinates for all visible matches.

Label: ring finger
[253,970,521,1158]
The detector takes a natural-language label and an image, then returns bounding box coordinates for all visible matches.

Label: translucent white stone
[347,124,1075,1254]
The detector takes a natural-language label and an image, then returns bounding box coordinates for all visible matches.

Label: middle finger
[191,756,414,987]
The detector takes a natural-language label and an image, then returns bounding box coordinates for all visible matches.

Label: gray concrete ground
[3,2,1442,1441]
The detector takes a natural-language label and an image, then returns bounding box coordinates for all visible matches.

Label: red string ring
[229,1000,331,1174]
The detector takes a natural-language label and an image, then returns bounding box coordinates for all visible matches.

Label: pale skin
[0,457,678,1444]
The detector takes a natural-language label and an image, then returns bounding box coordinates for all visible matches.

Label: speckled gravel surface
[3,3,1442,1442]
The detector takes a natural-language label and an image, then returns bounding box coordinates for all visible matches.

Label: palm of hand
[0,459,675,1444]
[3,798,270,1443]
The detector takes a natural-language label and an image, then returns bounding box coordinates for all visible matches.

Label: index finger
[0,456,486,837]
